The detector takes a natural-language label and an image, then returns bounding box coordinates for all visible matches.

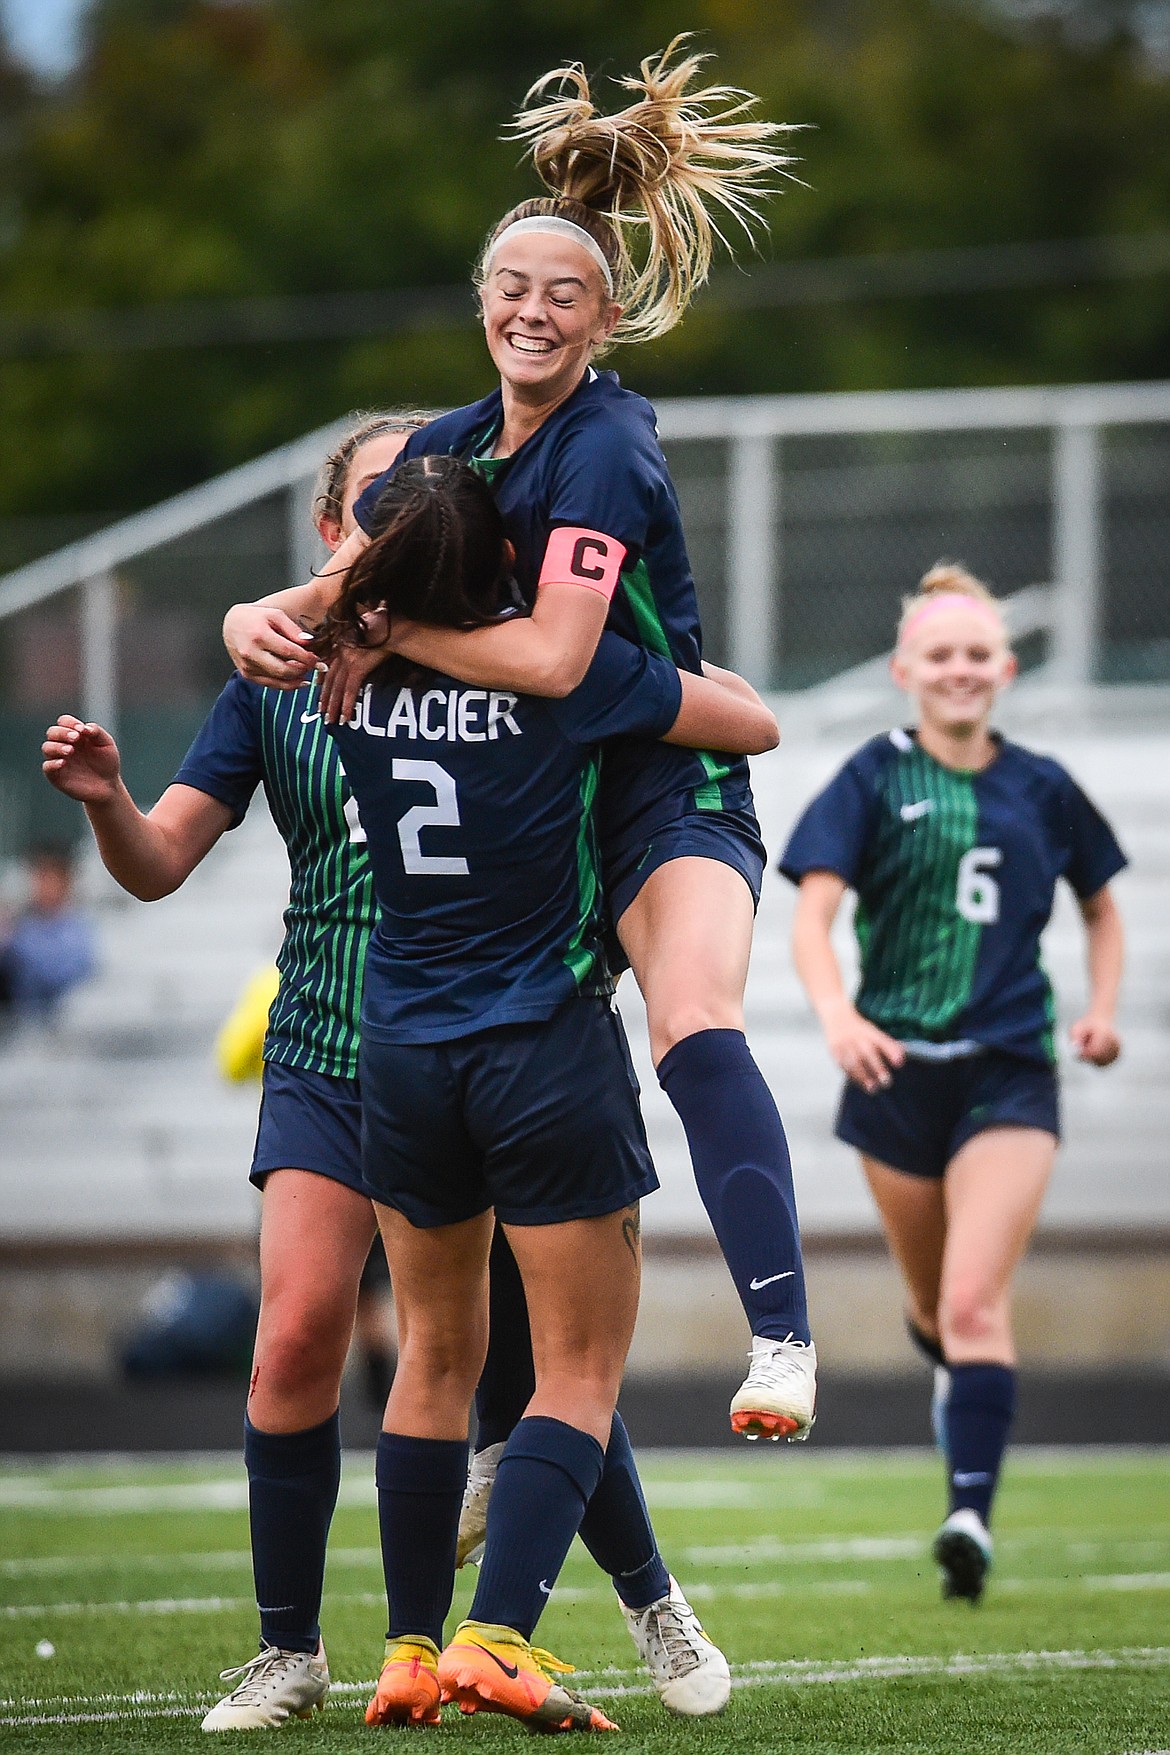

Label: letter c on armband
[538,526,626,603]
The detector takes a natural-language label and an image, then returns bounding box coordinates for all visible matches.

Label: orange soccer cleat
[365,1636,443,1727]
[437,1620,618,1732]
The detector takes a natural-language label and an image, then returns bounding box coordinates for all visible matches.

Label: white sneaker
[456,1440,505,1567]
[933,1507,992,1603]
[620,1576,731,1716]
[729,1336,817,1441]
[201,1641,329,1730]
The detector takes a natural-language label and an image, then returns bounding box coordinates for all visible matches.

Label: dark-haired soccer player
[224,40,816,1446]
[43,425,765,1729]
[781,563,1125,1603]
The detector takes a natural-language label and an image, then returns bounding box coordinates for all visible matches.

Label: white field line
[1,1578,880,1621]
[7,1531,1169,1580]
[9,1571,1170,1623]
[2,1646,1168,1729]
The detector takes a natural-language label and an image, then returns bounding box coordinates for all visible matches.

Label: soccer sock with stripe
[657,1028,811,1343]
[944,1362,1016,1526]
[469,1416,605,1639]
[375,1430,468,1647]
[245,1411,341,1653]
[577,1413,670,1610]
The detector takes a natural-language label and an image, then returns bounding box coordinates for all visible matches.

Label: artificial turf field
[1,1448,1167,1754]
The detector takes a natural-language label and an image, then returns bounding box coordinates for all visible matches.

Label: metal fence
[2,381,1169,861]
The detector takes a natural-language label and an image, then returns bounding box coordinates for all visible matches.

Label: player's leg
[931,1124,1056,1601]
[465,1226,729,1715]
[458,1225,533,1565]
[860,1151,951,1445]
[203,1161,374,1732]
[367,1200,493,1726]
[357,1033,498,1725]
[439,1206,635,1732]
[617,854,814,1439]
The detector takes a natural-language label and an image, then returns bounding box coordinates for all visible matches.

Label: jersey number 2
[956,846,1002,924]
[393,759,468,876]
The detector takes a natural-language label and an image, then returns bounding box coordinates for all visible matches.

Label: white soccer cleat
[729,1336,817,1441]
[933,1507,993,1603]
[620,1576,731,1716]
[200,1641,329,1731]
[456,1439,505,1567]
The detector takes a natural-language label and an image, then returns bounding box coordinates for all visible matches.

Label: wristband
[537,526,626,603]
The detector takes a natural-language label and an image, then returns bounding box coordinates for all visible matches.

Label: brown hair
[897,561,1007,648]
[315,456,511,665]
[312,410,432,530]
[477,36,798,347]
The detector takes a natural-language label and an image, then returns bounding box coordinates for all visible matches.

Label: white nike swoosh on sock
[951,1471,992,1487]
[749,1271,796,1290]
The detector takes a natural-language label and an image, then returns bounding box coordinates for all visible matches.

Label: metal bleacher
[2,382,1169,1252]
[2,678,1167,1248]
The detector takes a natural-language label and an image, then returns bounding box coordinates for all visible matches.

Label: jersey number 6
[956,846,1002,925]
[393,759,469,877]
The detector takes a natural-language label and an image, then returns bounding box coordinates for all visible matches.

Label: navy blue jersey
[330,632,682,1044]
[352,369,752,840]
[174,675,373,1078]
[778,729,1126,1064]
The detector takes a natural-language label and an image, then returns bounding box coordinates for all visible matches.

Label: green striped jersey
[174,676,373,1077]
[779,729,1126,1064]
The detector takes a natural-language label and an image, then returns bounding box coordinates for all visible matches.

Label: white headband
[485,216,615,296]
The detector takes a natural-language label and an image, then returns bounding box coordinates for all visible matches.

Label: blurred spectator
[0,841,97,1022]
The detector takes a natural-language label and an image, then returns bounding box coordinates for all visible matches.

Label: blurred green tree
[1,0,1169,520]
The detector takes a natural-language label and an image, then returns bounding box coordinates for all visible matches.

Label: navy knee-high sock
[245,1411,340,1653]
[577,1414,670,1610]
[375,1431,468,1647]
[657,1028,810,1343]
[474,1228,535,1451]
[470,1416,604,1640]
[944,1363,1016,1526]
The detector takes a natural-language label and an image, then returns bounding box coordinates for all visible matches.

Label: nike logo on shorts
[900,799,934,821]
[749,1271,796,1290]
[471,1644,519,1679]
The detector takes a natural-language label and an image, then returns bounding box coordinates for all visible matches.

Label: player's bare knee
[939,1287,1004,1353]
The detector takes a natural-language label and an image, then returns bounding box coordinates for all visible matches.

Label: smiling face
[480,230,621,404]
[317,429,411,551]
[891,601,1016,738]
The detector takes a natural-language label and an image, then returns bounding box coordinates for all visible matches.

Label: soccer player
[224,37,817,1446]
[303,451,776,1729]
[43,426,764,1726]
[780,563,1126,1602]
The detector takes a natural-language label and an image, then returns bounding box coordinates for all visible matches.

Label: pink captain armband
[537,526,626,603]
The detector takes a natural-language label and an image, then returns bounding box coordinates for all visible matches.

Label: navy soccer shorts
[605,804,766,928]
[359,996,659,1228]
[835,1047,1061,1181]
[250,1060,365,1194]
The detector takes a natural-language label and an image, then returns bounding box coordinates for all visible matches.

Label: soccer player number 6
[956,846,1002,924]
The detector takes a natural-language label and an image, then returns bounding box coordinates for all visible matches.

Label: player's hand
[1069,1012,1121,1067]
[223,603,317,687]
[42,716,121,804]
[822,1000,905,1093]
[319,611,392,724]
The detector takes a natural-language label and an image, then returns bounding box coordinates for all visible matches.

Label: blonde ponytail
[481,36,798,347]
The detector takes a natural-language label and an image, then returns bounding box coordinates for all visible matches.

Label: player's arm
[222,527,371,687]
[1070,882,1123,1066]
[317,525,628,722]
[791,870,905,1093]
[42,717,233,901]
[661,668,778,756]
